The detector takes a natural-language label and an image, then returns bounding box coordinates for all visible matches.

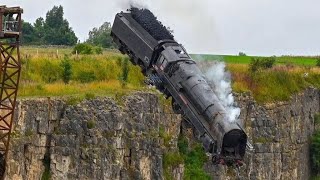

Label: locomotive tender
[111,8,248,166]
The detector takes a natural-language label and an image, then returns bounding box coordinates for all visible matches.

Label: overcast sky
[2,0,320,56]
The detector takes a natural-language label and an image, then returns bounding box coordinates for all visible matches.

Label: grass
[11,46,320,104]
[163,152,184,180]
[178,135,211,180]
[192,54,318,66]
[227,64,320,103]
[18,46,146,98]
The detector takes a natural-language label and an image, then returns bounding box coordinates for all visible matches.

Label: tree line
[21,5,114,48]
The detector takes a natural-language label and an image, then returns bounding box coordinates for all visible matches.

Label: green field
[15,46,320,103]
[191,54,318,66]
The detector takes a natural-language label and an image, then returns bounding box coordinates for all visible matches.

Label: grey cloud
[1,0,320,55]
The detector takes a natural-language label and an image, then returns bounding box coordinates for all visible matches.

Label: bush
[177,134,210,180]
[73,43,94,55]
[311,130,320,175]
[183,144,211,180]
[40,59,62,83]
[316,59,320,67]
[163,152,184,180]
[73,43,104,55]
[120,57,130,87]
[87,120,96,129]
[94,46,103,54]
[249,56,276,72]
[60,55,72,84]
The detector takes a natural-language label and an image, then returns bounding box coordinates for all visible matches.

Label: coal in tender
[131,7,174,41]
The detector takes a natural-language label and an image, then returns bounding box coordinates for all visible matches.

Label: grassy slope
[17,47,320,103]
[19,46,146,98]
[193,54,320,103]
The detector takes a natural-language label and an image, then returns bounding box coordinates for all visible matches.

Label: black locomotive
[111,8,247,167]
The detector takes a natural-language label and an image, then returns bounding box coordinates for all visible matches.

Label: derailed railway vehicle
[111,8,248,167]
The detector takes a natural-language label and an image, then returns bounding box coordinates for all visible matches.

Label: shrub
[94,46,103,54]
[163,152,184,180]
[249,56,276,72]
[73,43,94,55]
[178,135,188,155]
[176,134,210,180]
[40,59,62,83]
[316,59,320,67]
[87,120,96,129]
[183,144,211,180]
[311,130,320,175]
[73,43,104,55]
[120,57,130,87]
[60,55,72,84]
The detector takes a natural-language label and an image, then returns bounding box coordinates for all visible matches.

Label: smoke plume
[204,61,240,122]
[117,0,150,9]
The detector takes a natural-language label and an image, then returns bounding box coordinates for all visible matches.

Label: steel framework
[0,5,23,178]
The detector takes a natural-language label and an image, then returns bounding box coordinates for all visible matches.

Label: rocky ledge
[4,88,320,180]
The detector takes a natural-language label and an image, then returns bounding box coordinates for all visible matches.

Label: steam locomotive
[111,8,248,167]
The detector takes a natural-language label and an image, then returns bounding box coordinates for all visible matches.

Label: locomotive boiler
[111,7,248,167]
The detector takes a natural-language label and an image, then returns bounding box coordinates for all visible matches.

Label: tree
[21,21,35,44]
[21,5,78,45]
[33,17,45,44]
[239,52,247,56]
[87,22,115,48]
[44,5,78,45]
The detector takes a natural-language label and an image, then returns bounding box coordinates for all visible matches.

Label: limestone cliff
[4,88,320,180]
[208,87,319,180]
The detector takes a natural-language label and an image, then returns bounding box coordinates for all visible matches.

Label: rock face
[208,88,319,180]
[4,88,320,180]
[6,93,181,180]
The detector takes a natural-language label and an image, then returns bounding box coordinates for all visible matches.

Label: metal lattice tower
[0,5,23,178]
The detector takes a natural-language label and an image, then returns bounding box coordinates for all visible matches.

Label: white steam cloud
[117,0,150,9]
[204,61,240,122]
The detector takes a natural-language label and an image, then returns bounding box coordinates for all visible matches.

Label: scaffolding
[0,5,23,178]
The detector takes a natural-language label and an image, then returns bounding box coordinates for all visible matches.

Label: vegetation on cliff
[178,135,210,180]
[19,47,145,97]
[311,114,320,178]
[18,47,320,104]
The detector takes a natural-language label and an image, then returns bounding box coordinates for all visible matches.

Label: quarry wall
[4,88,320,180]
